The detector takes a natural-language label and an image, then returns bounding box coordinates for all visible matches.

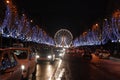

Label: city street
[29,59,64,80]
[31,54,120,80]
[62,54,120,80]
[1,0,120,80]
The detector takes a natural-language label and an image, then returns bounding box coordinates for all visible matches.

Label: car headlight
[36,55,40,59]
[59,53,63,56]
[21,65,25,70]
[48,55,52,59]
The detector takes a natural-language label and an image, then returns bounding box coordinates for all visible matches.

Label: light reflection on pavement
[52,59,65,80]
[34,59,64,80]
[36,63,55,80]
[27,54,120,80]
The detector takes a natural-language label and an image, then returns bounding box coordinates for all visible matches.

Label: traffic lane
[35,59,61,80]
[63,55,119,80]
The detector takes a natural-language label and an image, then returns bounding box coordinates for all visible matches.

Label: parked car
[99,50,110,59]
[36,46,55,64]
[0,48,22,80]
[4,47,36,80]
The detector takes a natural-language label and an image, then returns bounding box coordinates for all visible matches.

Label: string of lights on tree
[1,0,120,47]
[73,10,120,47]
[0,0,55,46]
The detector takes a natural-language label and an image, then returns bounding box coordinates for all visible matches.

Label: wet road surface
[30,54,120,80]
[62,54,120,80]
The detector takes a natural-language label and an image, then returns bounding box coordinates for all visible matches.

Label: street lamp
[6,0,10,4]
[30,20,33,23]
[95,23,98,26]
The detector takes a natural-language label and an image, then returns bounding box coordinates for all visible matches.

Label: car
[36,46,55,64]
[4,47,36,80]
[98,50,110,59]
[0,48,22,80]
[53,47,64,59]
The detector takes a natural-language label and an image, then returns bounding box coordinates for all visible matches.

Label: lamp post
[6,0,10,4]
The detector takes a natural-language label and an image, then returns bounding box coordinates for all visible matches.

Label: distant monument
[54,29,73,48]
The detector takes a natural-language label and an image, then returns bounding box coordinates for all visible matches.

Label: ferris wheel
[54,29,73,47]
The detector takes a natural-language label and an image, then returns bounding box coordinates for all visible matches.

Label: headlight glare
[48,55,52,59]
[21,65,25,70]
[59,53,63,56]
[36,55,40,58]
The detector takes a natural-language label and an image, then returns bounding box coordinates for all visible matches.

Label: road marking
[49,59,62,80]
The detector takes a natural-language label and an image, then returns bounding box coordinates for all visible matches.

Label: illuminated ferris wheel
[54,29,73,48]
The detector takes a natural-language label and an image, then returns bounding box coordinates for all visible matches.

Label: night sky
[11,0,120,39]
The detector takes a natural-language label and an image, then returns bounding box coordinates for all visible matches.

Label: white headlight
[21,65,25,70]
[59,53,63,56]
[48,55,52,59]
[36,55,40,58]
